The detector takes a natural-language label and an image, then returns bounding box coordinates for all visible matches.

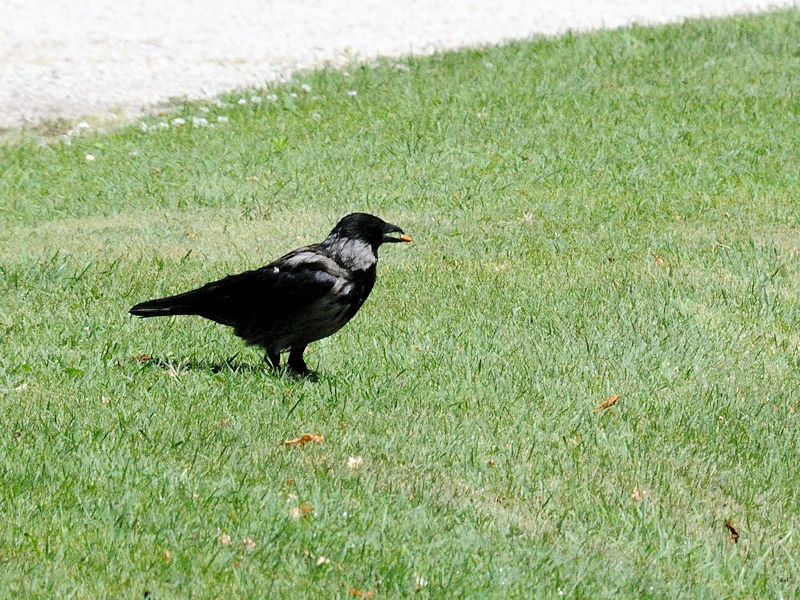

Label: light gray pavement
[0,0,796,129]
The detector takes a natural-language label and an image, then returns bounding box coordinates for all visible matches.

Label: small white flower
[192,117,208,127]
[158,121,169,129]
[237,98,247,105]
[346,90,358,97]
[267,94,278,101]
[300,84,311,93]
[312,112,322,120]
[129,150,139,157]
[171,117,185,126]
[250,96,261,103]
[347,456,363,469]
[216,116,229,123]
[77,121,91,129]
[85,153,95,161]
[289,92,298,98]
[139,122,148,131]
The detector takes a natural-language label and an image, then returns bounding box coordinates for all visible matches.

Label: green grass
[2,9,800,598]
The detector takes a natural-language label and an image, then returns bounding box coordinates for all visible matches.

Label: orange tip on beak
[399,234,413,243]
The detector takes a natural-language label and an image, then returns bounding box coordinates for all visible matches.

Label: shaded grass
[2,9,800,598]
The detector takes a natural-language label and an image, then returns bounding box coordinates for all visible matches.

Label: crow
[129,213,412,374]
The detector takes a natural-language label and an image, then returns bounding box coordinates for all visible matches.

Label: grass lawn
[2,8,800,598]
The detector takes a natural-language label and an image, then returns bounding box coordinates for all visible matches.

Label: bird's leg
[288,344,309,375]
[265,348,280,370]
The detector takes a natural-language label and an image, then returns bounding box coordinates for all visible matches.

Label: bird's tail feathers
[129,291,202,318]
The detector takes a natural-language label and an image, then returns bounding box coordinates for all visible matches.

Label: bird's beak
[383,232,413,243]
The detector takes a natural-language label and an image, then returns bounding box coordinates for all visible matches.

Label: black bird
[129,213,412,374]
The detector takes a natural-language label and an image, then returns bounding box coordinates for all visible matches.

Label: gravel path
[1,0,795,129]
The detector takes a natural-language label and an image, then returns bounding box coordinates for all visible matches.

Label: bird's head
[328,213,413,250]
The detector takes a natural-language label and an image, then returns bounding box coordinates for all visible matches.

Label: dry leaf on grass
[132,354,152,362]
[349,589,375,599]
[594,394,621,413]
[725,520,739,544]
[186,232,198,238]
[290,502,316,520]
[282,433,324,447]
[631,486,646,502]
[653,254,665,266]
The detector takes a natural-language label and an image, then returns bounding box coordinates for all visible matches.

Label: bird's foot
[264,347,314,378]
[287,346,311,376]
[289,368,317,381]
[287,359,312,377]
[265,350,281,370]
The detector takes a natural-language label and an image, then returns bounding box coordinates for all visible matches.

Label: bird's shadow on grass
[141,356,321,381]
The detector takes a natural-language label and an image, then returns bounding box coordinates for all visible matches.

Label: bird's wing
[190,246,345,329]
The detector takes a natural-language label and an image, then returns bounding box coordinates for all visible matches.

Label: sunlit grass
[1,9,800,597]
